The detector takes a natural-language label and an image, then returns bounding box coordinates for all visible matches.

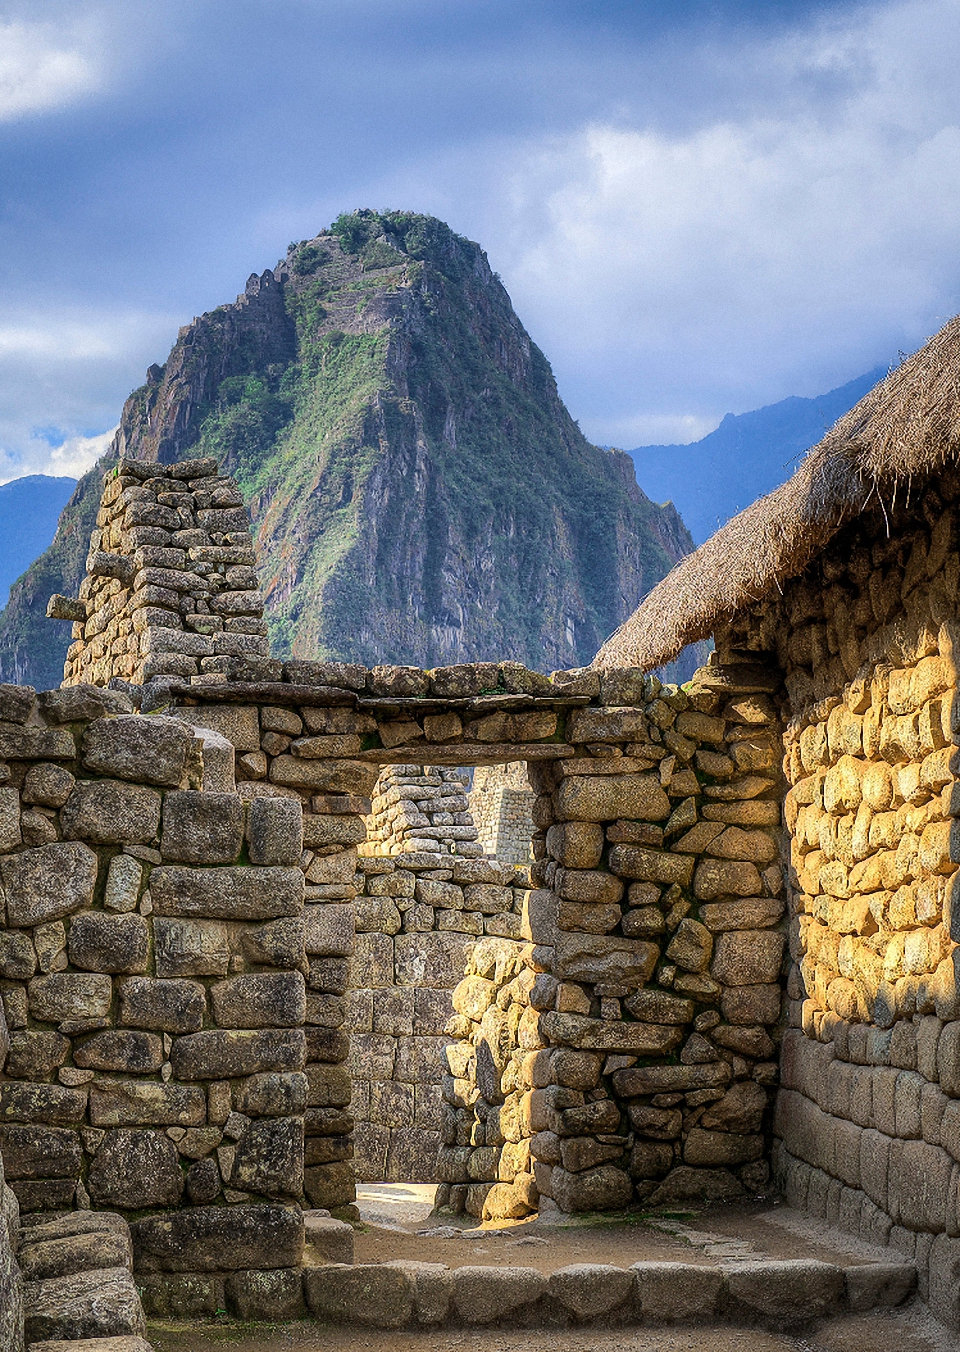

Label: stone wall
[726,473,960,1328]
[350,853,526,1183]
[469,761,535,865]
[360,765,481,857]
[0,1002,23,1352]
[48,457,268,687]
[0,682,306,1301]
[18,458,796,1245]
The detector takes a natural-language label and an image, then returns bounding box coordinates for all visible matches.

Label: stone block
[89,1081,206,1127]
[211,972,307,1028]
[270,756,378,795]
[612,1062,731,1096]
[117,977,205,1032]
[68,914,148,974]
[236,1071,307,1117]
[104,854,143,912]
[2,842,98,927]
[683,1127,764,1166]
[225,1267,306,1320]
[547,1263,634,1320]
[303,1263,414,1327]
[28,973,112,1024]
[150,865,303,919]
[609,847,694,888]
[555,775,670,823]
[3,1030,68,1079]
[303,904,354,957]
[240,916,306,969]
[541,1011,682,1055]
[61,781,161,845]
[0,930,37,980]
[247,795,303,866]
[81,715,193,785]
[13,764,73,816]
[88,1129,183,1208]
[450,1265,546,1324]
[160,790,243,864]
[171,1029,305,1080]
[634,1261,724,1322]
[844,1260,916,1312]
[154,918,230,978]
[0,1081,87,1125]
[554,933,658,985]
[173,703,260,751]
[132,1204,304,1273]
[18,1227,132,1282]
[23,1267,145,1343]
[394,931,475,988]
[712,930,785,985]
[896,1138,953,1232]
[666,919,713,972]
[694,859,763,898]
[724,1259,844,1322]
[231,1115,303,1198]
[551,1163,633,1212]
[0,1125,80,1180]
[546,822,604,869]
[74,1031,163,1073]
[0,785,20,852]
[305,848,357,885]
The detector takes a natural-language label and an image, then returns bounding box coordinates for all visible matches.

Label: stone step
[23,1267,146,1346]
[297,1255,916,1329]
[28,1339,154,1352]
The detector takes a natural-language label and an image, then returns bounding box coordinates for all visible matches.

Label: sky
[1,0,959,482]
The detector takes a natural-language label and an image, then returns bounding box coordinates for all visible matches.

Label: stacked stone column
[49,457,269,687]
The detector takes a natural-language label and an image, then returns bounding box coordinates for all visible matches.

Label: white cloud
[0,428,114,486]
[0,306,177,484]
[471,0,960,444]
[0,18,102,120]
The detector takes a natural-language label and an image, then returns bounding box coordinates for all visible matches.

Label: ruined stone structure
[593,316,960,1329]
[7,393,960,1337]
[360,765,482,857]
[469,761,535,865]
[48,456,268,687]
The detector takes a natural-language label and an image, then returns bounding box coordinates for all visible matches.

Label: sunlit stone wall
[727,474,960,1328]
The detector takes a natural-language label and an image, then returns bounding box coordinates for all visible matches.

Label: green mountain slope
[0,211,694,687]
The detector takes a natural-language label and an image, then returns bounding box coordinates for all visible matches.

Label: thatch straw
[594,314,960,671]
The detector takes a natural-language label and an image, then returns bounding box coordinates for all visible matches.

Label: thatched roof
[594,315,960,671]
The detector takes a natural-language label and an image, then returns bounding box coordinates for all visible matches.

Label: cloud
[0,428,114,486]
[469,0,960,444]
[0,17,102,120]
[0,306,177,482]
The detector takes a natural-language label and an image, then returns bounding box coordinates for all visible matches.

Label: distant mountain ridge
[628,367,888,544]
[0,475,77,608]
[0,210,695,689]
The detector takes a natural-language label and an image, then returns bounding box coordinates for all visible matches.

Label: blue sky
[1,0,958,480]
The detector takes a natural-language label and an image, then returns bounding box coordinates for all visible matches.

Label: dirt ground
[349,1194,894,1273]
[149,1306,956,1352]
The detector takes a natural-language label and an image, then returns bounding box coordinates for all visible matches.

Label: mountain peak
[0,212,695,688]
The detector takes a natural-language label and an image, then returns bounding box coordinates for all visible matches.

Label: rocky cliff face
[0,211,694,686]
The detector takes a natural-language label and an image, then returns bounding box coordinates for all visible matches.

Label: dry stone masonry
[469,761,535,865]
[23,449,960,1335]
[48,458,268,688]
[360,765,482,857]
[715,471,960,1328]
